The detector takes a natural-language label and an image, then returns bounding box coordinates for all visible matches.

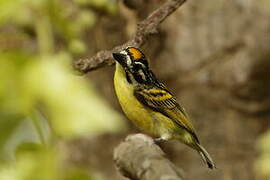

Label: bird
[112,47,215,169]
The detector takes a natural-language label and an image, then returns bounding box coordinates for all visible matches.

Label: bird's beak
[112,53,126,66]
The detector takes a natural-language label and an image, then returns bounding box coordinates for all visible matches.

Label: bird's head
[112,47,152,84]
[112,47,149,72]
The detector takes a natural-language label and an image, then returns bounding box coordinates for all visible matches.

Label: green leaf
[63,167,92,180]
[0,148,59,180]
[0,113,22,157]
[22,53,126,138]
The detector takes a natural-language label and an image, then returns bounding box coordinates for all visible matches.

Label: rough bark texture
[114,134,184,180]
[66,0,270,179]
[73,0,187,73]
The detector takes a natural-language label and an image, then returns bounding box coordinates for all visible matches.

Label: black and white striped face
[112,47,151,85]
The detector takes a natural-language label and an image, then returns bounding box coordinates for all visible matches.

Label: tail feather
[196,143,215,169]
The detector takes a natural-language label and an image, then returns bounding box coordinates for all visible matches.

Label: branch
[113,134,184,180]
[74,0,187,73]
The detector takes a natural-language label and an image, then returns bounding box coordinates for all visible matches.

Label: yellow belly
[113,64,175,137]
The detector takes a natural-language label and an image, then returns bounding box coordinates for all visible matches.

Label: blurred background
[0,0,270,179]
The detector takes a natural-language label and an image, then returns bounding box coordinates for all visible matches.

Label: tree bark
[73,0,187,73]
[114,134,184,180]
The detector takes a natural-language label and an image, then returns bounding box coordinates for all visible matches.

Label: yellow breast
[114,63,180,139]
[113,63,157,134]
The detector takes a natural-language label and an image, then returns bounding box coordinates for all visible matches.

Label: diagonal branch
[74,0,187,74]
[114,134,184,180]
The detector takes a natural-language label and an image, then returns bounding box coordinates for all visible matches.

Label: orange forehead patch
[127,47,143,60]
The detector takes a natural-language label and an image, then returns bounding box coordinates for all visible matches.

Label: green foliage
[0,147,94,180]
[22,54,125,138]
[75,0,117,14]
[0,0,123,179]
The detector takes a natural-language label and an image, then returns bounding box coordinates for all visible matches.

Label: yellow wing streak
[142,89,173,101]
[134,86,199,142]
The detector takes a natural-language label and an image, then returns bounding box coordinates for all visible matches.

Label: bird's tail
[195,143,215,169]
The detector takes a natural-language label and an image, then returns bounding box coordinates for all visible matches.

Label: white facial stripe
[134,61,145,68]
[120,50,132,66]
[120,50,127,55]
[138,69,146,81]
